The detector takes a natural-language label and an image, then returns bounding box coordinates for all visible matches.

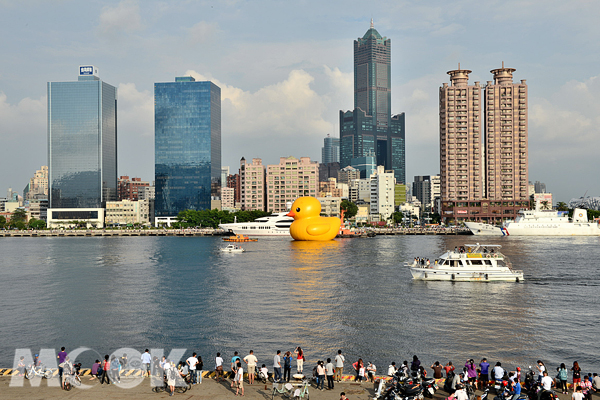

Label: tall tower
[47,65,117,227]
[354,18,391,127]
[484,64,528,202]
[154,76,221,218]
[340,20,405,184]
[439,67,483,205]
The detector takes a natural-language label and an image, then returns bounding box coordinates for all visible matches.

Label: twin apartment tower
[440,63,528,222]
[46,23,527,226]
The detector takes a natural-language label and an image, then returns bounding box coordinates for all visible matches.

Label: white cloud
[180,69,335,167]
[98,0,143,38]
[188,21,220,44]
[0,92,47,190]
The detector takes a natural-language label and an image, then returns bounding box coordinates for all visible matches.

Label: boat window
[453,260,460,267]
[484,260,492,265]
[471,260,483,265]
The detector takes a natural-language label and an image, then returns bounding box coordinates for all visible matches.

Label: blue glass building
[154,77,221,217]
[47,66,117,213]
[339,21,406,184]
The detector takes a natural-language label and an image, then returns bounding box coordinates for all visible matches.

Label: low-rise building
[118,176,150,201]
[47,208,105,228]
[105,199,153,226]
[221,187,236,210]
[240,157,266,211]
[266,156,318,213]
[370,166,395,220]
[317,196,342,217]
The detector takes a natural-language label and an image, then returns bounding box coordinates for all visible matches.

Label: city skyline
[1,1,600,202]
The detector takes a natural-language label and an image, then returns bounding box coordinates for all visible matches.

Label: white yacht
[464,205,600,236]
[220,244,245,253]
[218,213,293,236]
[407,244,523,282]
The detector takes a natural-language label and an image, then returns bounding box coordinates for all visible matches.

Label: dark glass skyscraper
[154,77,221,217]
[340,20,406,184]
[47,66,117,209]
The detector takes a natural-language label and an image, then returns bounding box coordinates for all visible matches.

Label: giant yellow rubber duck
[286,197,341,241]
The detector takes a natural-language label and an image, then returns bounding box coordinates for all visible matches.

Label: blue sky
[1,0,599,202]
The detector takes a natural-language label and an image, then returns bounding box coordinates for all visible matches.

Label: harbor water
[0,235,598,372]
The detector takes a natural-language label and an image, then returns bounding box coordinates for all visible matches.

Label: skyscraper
[321,134,340,164]
[484,64,528,203]
[154,76,221,219]
[439,64,528,223]
[47,66,117,227]
[439,67,483,205]
[340,20,406,184]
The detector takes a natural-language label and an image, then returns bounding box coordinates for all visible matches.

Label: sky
[1,0,600,203]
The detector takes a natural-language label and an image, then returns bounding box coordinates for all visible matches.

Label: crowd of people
[21,347,600,400]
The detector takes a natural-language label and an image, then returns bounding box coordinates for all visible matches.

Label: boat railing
[450,251,505,259]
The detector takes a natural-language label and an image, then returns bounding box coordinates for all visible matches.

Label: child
[340,392,348,400]
[358,364,366,382]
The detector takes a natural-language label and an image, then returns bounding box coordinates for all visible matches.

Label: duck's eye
[296,207,301,212]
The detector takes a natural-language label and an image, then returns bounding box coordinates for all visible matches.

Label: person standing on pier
[334,350,345,382]
[294,347,305,373]
[273,350,282,382]
[141,349,152,377]
[243,350,257,385]
[57,347,67,389]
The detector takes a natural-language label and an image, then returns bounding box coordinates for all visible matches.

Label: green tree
[392,212,403,224]
[0,215,6,228]
[340,200,358,219]
[27,218,47,230]
[556,201,569,211]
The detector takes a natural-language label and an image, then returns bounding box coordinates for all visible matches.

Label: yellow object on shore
[286,197,341,241]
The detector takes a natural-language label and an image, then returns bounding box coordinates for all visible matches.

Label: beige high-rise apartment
[240,157,266,211]
[439,63,528,223]
[485,63,528,203]
[266,157,318,213]
[440,67,483,209]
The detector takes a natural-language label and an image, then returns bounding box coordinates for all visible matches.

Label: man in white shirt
[141,349,152,377]
[454,384,469,400]
[541,371,553,391]
[493,362,505,381]
[334,350,345,383]
[367,362,377,382]
[186,352,198,384]
[388,362,397,376]
[215,352,224,382]
[273,350,282,382]
[244,350,258,385]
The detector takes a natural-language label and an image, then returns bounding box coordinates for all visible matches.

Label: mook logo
[80,66,95,75]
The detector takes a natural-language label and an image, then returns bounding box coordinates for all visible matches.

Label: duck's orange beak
[286,211,295,217]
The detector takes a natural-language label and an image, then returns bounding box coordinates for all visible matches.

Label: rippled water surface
[0,235,598,371]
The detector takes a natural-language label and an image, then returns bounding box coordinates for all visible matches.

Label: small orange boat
[222,234,258,242]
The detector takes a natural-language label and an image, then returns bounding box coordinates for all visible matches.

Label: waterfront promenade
[0,373,583,400]
[0,226,470,238]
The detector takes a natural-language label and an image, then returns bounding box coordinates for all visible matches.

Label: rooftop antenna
[502,61,504,68]
[370,18,374,29]
[458,62,461,70]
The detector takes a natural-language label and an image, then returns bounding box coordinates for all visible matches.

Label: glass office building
[339,21,406,184]
[154,77,221,217]
[47,66,117,212]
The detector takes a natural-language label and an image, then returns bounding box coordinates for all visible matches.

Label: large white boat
[464,206,600,236]
[218,213,293,236]
[407,244,523,282]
